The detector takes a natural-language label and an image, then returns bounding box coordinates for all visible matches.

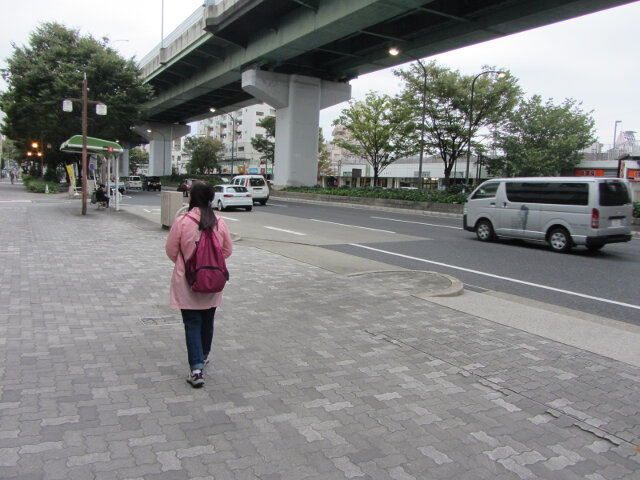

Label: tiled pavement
[0,181,639,479]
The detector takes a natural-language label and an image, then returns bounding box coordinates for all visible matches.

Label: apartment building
[197,104,276,176]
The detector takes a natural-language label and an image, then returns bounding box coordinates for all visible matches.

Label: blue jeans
[181,308,216,371]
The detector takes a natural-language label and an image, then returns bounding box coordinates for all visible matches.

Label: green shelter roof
[60,135,123,154]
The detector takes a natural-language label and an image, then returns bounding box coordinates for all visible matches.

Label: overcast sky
[1,0,639,147]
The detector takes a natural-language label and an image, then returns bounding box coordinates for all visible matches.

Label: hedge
[282,186,468,204]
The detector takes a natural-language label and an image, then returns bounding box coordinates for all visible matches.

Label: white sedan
[213,185,253,211]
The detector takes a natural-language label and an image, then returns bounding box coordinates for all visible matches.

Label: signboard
[249,167,259,174]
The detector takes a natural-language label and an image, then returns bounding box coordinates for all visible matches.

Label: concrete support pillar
[242,67,351,187]
[131,123,190,176]
[120,149,130,177]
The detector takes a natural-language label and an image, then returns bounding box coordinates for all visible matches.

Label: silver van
[463,177,633,252]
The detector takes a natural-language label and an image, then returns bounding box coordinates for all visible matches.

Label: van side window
[249,178,265,187]
[472,183,499,199]
[599,181,630,206]
[506,182,588,205]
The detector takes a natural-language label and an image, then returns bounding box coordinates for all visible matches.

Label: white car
[125,176,142,191]
[230,175,269,205]
[213,185,253,211]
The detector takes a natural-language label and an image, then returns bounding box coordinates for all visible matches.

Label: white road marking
[265,226,307,236]
[350,243,640,312]
[371,216,463,230]
[0,200,32,203]
[311,219,396,234]
[221,216,239,222]
[143,208,151,213]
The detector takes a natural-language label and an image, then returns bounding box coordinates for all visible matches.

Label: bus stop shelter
[60,135,124,210]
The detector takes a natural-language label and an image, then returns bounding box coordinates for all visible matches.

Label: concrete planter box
[271,190,464,215]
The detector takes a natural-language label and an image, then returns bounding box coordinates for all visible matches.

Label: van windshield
[599,181,630,206]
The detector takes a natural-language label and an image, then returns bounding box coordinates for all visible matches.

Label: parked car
[213,185,253,211]
[177,178,197,197]
[125,176,142,191]
[144,176,162,191]
[230,174,269,205]
[463,177,633,252]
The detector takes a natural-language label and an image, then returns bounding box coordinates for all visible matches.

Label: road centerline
[350,243,640,312]
[371,216,462,230]
[311,219,395,234]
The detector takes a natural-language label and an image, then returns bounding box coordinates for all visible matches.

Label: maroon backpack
[182,214,229,293]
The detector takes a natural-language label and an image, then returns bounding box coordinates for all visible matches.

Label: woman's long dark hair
[188,181,218,231]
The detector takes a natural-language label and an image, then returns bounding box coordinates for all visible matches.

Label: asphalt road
[123,190,640,325]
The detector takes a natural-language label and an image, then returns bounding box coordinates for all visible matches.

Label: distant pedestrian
[165,181,233,388]
[9,167,16,184]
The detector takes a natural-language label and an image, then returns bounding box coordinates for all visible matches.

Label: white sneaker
[187,370,204,388]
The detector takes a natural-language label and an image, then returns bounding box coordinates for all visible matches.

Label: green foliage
[394,62,521,184]
[0,22,153,176]
[334,92,417,185]
[0,138,20,168]
[250,116,275,168]
[490,95,596,177]
[183,136,223,175]
[129,148,149,174]
[22,174,61,193]
[634,202,640,218]
[282,186,467,204]
[317,128,333,176]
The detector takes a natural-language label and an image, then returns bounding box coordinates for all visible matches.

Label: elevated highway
[136,0,634,184]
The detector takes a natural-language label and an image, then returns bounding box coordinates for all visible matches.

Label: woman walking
[165,181,233,388]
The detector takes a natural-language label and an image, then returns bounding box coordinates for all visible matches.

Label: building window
[256,111,264,116]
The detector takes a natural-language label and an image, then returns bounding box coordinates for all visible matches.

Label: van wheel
[217,200,225,211]
[548,227,571,253]
[475,220,494,242]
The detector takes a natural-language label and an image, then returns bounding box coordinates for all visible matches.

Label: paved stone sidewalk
[0,189,639,479]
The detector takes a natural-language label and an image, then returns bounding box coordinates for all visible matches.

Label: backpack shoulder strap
[184,213,199,225]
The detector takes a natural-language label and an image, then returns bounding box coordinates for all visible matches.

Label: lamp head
[388,47,400,56]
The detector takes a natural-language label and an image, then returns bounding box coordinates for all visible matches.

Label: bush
[282,186,468,204]
[634,202,640,218]
[22,175,61,194]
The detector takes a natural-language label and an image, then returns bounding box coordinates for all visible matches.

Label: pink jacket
[165,208,233,309]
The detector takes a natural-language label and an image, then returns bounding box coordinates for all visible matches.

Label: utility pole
[62,73,107,215]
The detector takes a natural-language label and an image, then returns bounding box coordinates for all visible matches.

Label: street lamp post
[227,114,238,175]
[62,73,107,215]
[465,70,506,187]
[389,47,427,189]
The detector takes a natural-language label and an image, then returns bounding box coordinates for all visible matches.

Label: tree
[184,136,223,174]
[0,22,153,177]
[128,148,149,175]
[333,92,416,185]
[395,62,521,185]
[1,137,19,169]
[489,95,596,177]
[250,115,275,174]
[317,128,333,177]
